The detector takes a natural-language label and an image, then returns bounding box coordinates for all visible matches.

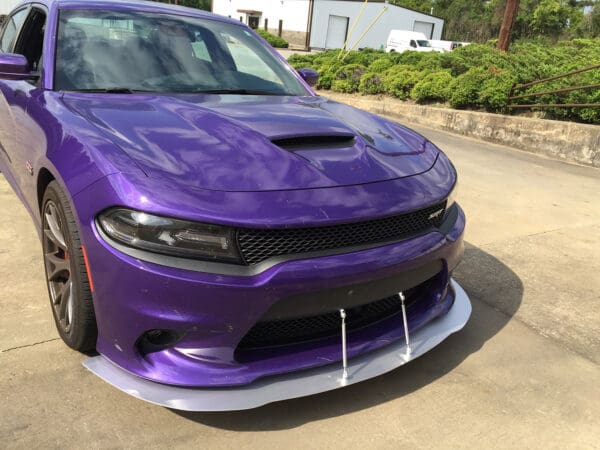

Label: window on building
[247,16,259,29]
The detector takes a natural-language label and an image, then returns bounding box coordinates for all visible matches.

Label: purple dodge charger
[0,0,470,410]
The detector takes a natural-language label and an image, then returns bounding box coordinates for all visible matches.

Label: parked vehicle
[430,39,463,51]
[0,0,470,411]
[385,30,444,53]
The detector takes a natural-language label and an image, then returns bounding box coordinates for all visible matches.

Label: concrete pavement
[1,124,599,449]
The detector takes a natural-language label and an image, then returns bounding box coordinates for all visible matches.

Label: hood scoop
[272,134,356,151]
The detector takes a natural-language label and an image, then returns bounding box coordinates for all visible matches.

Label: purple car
[0,0,470,410]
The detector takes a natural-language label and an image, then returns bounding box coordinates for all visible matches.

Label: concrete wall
[324,92,600,168]
[310,1,444,50]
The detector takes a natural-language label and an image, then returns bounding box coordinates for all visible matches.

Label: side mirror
[0,53,31,80]
[297,68,319,87]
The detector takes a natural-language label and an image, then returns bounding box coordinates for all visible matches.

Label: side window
[0,8,29,53]
[14,8,47,73]
[410,40,417,48]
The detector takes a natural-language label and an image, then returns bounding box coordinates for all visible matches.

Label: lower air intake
[237,283,426,350]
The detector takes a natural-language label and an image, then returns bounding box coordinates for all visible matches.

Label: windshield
[54,9,309,95]
[416,40,431,47]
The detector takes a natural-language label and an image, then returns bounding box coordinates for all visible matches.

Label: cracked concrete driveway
[1,124,599,449]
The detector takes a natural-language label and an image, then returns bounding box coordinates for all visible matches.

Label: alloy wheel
[43,200,75,333]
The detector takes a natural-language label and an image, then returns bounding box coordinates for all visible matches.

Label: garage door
[413,20,434,39]
[325,15,349,49]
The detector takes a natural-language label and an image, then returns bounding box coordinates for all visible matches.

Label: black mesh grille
[238,202,446,265]
[238,286,423,350]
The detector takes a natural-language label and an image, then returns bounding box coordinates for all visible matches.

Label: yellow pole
[341,6,388,62]
[338,0,369,59]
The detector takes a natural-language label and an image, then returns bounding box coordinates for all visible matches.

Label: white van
[386,30,444,53]
[430,40,462,51]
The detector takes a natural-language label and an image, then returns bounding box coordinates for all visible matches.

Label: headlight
[98,208,241,263]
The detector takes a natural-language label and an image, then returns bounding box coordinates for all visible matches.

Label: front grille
[238,286,423,350]
[237,202,446,265]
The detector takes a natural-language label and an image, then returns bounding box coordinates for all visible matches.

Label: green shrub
[315,61,344,89]
[256,29,289,48]
[317,71,336,90]
[287,54,314,67]
[411,71,454,103]
[341,49,385,67]
[359,73,385,95]
[284,39,600,123]
[414,53,443,71]
[331,64,367,93]
[388,50,427,66]
[449,67,490,109]
[384,66,421,100]
[478,71,517,112]
[368,57,394,73]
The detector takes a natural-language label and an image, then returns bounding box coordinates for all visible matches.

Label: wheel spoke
[66,282,74,326]
[58,281,72,322]
[44,205,67,250]
[44,252,70,282]
[44,228,67,252]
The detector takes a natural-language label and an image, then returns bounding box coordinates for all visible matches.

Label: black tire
[41,181,97,352]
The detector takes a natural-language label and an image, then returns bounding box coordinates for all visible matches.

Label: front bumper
[78,199,465,388]
[83,279,470,411]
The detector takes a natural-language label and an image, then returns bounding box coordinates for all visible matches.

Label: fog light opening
[137,329,185,356]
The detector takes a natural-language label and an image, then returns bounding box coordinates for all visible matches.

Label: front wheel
[42,181,97,352]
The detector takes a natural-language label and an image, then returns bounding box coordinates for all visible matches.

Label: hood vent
[272,134,356,151]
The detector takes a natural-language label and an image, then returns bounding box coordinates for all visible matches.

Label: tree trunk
[497,0,520,51]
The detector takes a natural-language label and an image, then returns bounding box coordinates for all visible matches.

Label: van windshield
[417,40,431,47]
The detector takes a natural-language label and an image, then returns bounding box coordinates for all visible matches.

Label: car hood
[62,94,439,192]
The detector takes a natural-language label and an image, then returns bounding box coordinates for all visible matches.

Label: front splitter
[83,279,471,411]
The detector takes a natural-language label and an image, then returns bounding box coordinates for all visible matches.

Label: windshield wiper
[66,88,152,94]
[182,88,286,96]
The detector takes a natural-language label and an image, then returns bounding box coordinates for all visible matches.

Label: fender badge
[25,160,34,176]
[428,209,444,220]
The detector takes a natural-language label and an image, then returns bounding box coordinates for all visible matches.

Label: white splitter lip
[83,279,471,411]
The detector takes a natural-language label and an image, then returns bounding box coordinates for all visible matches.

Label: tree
[530,0,570,37]
[389,0,434,15]
[433,0,495,41]
[497,0,520,50]
[592,3,600,36]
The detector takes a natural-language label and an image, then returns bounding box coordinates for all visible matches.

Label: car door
[0,5,30,181]
[0,5,48,212]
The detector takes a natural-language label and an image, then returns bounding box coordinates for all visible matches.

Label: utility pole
[497,0,520,51]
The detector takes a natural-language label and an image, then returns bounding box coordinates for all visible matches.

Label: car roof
[11,0,240,26]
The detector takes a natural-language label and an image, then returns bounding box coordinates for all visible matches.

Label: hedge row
[288,39,600,124]
[256,29,289,48]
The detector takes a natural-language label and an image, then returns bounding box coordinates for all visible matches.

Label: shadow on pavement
[173,242,522,430]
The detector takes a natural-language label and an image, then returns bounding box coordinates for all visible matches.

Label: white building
[1,0,21,15]
[212,0,444,50]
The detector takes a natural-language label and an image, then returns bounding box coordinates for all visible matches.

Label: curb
[323,92,600,168]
